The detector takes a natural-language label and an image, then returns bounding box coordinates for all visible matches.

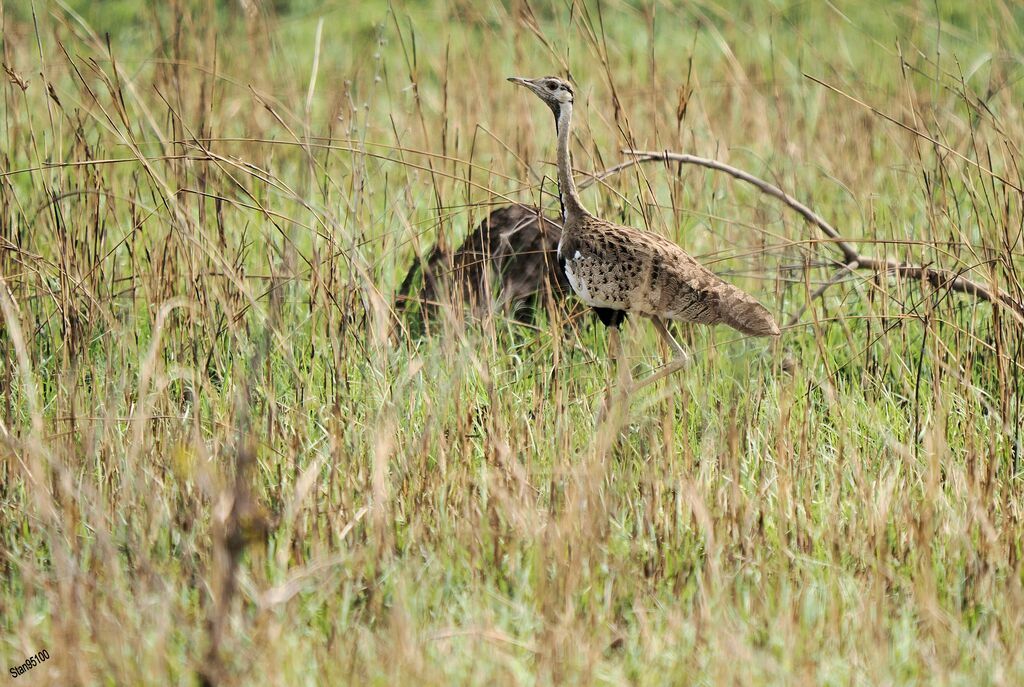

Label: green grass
[1,0,1023,685]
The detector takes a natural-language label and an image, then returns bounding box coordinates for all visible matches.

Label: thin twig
[787,260,860,327]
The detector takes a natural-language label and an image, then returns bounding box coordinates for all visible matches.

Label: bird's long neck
[554,101,587,224]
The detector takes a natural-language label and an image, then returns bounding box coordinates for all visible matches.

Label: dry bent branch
[622,149,1024,327]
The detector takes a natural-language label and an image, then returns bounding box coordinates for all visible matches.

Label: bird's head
[507,75,574,112]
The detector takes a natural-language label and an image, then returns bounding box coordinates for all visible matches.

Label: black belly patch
[593,307,627,327]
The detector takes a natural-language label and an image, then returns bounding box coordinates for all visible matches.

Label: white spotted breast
[562,250,632,310]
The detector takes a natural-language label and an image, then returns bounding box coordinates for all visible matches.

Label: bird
[508,75,780,394]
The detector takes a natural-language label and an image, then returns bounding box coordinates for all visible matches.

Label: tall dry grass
[1,1,1023,685]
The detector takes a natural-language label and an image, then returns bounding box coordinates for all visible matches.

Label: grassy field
[2,0,1024,684]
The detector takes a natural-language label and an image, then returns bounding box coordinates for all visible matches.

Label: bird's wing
[574,217,780,336]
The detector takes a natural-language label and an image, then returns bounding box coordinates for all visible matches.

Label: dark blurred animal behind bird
[397,203,570,323]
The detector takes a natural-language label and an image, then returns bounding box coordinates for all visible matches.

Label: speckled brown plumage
[560,214,780,336]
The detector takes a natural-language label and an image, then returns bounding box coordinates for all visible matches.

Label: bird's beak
[507,76,531,87]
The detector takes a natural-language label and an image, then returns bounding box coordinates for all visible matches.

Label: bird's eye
[547,82,557,90]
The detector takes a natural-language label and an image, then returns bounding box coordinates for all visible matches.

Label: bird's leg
[653,317,688,361]
[595,324,633,427]
[629,317,690,392]
[607,325,634,391]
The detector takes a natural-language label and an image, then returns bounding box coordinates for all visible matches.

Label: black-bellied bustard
[508,75,779,394]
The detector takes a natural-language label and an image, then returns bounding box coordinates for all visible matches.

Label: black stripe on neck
[552,104,567,223]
